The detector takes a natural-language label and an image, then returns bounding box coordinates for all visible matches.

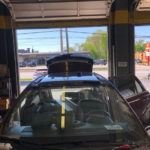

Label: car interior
[19,87,113,130]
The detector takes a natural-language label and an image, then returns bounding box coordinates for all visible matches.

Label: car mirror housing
[145,126,150,136]
[0,115,3,125]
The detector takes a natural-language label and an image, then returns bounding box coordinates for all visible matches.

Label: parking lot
[19,64,150,92]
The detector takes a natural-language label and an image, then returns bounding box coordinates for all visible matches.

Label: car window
[8,83,147,143]
[112,77,145,99]
[135,80,144,94]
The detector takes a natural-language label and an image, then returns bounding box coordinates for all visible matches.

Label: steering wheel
[86,110,111,118]
[36,99,58,113]
[144,126,150,137]
[86,110,113,124]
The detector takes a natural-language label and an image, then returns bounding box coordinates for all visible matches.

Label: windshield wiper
[0,136,65,150]
[112,143,139,150]
[0,136,149,150]
[0,136,123,150]
[112,142,150,150]
[39,141,150,150]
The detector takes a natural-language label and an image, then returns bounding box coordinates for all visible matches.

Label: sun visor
[47,53,93,74]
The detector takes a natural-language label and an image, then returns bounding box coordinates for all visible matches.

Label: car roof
[27,54,111,88]
[29,72,110,88]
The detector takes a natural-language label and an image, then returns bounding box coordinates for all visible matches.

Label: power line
[68,30,102,34]
[18,40,84,45]
[17,29,60,35]
[135,36,150,38]
[17,29,104,35]
[18,36,86,40]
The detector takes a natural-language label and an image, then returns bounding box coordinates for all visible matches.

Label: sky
[135,26,150,42]
[17,26,107,53]
[17,25,150,53]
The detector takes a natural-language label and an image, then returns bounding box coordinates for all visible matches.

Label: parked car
[26,62,36,67]
[32,68,47,80]
[135,59,142,64]
[18,62,26,67]
[109,75,150,127]
[94,59,107,65]
[0,54,149,149]
[148,73,150,80]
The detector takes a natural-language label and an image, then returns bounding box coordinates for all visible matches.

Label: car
[148,73,150,80]
[18,62,26,67]
[0,53,149,149]
[32,68,47,80]
[94,59,107,65]
[109,75,150,127]
[135,59,142,64]
[27,62,37,67]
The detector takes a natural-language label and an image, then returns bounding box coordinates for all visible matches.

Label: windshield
[5,82,148,144]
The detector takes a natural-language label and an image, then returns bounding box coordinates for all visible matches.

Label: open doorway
[135,25,150,92]
[16,26,108,91]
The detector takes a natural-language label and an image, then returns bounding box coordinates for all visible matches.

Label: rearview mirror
[145,126,150,136]
[0,115,3,124]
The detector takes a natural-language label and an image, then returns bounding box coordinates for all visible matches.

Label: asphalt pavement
[19,64,150,92]
[20,81,30,92]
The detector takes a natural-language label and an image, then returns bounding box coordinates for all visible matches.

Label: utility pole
[65,28,69,53]
[60,28,63,53]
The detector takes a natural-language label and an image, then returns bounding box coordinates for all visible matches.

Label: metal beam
[6,0,107,4]
[15,18,108,29]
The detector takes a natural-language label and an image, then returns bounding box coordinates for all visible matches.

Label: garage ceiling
[3,0,113,22]
[2,0,150,28]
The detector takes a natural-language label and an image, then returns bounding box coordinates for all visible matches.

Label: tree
[135,40,145,52]
[68,47,74,52]
[68,43,81,52]
[80,30,108,59]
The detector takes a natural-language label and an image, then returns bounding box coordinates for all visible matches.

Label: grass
[20,78,32,82]
[93,67,108,71]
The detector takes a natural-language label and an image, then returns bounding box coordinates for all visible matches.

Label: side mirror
[145,126,150,136]
[0,115,3,125]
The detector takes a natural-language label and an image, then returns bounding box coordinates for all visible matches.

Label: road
[94,64,150,92]
[19,64,150,92]
[135,65,150,91]
[20,81,30,91]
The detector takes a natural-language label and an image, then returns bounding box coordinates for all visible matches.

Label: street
[19,64,150,92]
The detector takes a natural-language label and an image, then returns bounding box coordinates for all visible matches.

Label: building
[18,51,90,65]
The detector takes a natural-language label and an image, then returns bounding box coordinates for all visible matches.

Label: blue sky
[17,26,150,53]
[135,26,150,41]
[17,26,107,52]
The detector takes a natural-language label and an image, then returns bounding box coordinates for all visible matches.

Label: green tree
[80,30,108,59]
[135,40,145,52]
[68,47,74,52]
[68,43,81,52]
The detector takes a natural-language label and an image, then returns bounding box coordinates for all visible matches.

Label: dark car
[94,59,107,65]
[135,59,142,64]
[109,75,150,127]
[27,62,37,67]
[18,62,26,67]
[0,54,149,149]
